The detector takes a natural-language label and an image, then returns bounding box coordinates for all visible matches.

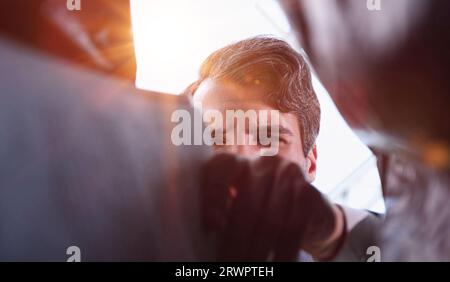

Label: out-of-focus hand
[201,153,344,261]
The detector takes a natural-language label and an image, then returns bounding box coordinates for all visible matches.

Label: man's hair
[186,36,320,156]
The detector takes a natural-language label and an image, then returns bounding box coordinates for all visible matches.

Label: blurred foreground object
[0,0,214,260]
[0,38,213,261]
[202,154,337,261]
[280,0,450,261]
[0,0,136,81]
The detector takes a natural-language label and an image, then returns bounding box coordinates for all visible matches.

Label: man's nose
[226,144,259,157]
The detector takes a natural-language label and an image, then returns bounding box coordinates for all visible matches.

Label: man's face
[193,78,317,182]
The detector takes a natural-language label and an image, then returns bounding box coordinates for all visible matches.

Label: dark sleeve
[332,207,383,262]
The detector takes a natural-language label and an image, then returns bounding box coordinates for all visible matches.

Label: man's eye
[279,137,288,145]
[211,137,227,147]
[256,136,288,147]
[211,130,228,145]
[221,133,232,145]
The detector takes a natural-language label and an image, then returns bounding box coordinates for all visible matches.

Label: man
[186,36,379,261]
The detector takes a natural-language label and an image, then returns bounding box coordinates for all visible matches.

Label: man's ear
[305,144,317,182]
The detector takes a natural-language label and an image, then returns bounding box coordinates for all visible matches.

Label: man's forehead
[193,78,269,109]
[194,78,301,135]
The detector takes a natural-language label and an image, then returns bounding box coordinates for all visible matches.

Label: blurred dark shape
[0,38,213,261]
[375,152,450,261]
[202,153,337,261]
[0,0,213,260]
[0,0,136,81]
[280,0,450,261]
[279,0,450,162]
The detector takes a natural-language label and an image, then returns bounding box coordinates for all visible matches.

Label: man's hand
[201,153,345,261]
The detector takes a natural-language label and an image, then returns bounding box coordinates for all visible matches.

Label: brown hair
[185,36,320,155]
